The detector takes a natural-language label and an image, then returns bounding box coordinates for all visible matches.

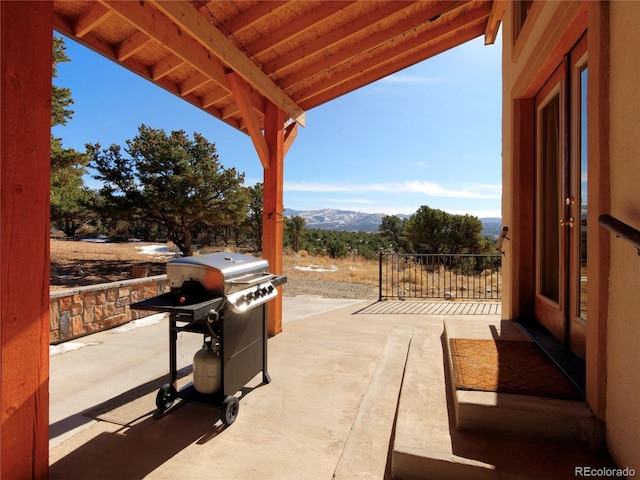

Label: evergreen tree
[246,183,263,251]
[89,125,248,256]
[50,35,92,236]
[286,215,306,252]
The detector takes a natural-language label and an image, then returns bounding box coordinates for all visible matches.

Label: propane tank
[193,341,221,394]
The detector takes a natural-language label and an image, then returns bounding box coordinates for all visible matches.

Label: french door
[534,34,588,359]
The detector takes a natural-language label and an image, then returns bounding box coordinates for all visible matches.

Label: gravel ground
[282,278,377,299]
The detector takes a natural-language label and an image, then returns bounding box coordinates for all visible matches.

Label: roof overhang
[53,0,504,134]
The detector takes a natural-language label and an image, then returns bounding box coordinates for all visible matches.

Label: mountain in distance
[284,208,502,237]
[284,208,408,232]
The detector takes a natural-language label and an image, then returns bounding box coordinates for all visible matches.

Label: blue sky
[53,31,502,218]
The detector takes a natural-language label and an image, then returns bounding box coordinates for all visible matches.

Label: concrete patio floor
[49,298,615,479]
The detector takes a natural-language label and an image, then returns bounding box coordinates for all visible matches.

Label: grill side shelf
[272,275,287,287]
[131,293,224,320]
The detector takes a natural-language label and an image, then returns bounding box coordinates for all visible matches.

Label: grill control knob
[267,285,274,293]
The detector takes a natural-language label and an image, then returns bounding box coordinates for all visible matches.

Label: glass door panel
[534,34,587,360]
[534,70,566,343]
[569,34,588,358]
[539,95,561,303]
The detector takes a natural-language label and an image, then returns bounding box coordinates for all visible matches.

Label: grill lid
[167,252,270,295]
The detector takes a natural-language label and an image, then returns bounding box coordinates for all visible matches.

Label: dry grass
[282,251,379,287]
[50,240,501,299]
[49,239,380,289]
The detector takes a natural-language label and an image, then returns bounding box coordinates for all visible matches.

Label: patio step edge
[391,325,497,480]
[443,318,604,449]
[333,324,413,480]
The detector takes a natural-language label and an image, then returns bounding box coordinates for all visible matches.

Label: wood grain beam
[485,0,507,45]
[292,5,490,105]
[55,4,237,130]
[74,2,112,37]
[151,0,306,127]
[116,31,152,61]
[280,1,463,91]
[150,54,183,80]
[263,102,286,336]
[179,72,210,96]
[227,72,270,168]
[300,22,486,110]
[218,1,288,36]
[284,122,298,157]
[101,1,229,93]
[247,1,356,57]
[1,2,52,477]
[269,1,414,75]
[201,89,229,109]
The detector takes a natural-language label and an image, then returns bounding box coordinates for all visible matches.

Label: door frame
[533,34,588,359]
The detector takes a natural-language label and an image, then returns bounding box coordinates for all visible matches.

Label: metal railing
[379,253,502,301]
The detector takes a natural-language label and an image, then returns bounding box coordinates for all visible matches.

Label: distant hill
[284,208,502,236]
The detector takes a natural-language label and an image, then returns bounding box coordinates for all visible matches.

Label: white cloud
[285,180,501,199]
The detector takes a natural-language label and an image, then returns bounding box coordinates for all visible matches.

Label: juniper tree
[89,125,248,256]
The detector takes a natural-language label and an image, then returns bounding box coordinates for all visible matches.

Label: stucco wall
[605,1,640,471]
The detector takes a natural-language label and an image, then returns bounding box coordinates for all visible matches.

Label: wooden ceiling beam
[485,0,507,45]
[246,1,356,57]
[300,22,487,111]
[268,1,414,75]
[280,1,465,91]
[152,0,306,127]
[201,89,228,109]
[74,2,112,38]
[101,1,229,93]
[226,72,270,168]
[284,122,298,157]
[151,54,184,80]
[54,16,118,61]
[101,0,260,132]
[116,31,153,61]
[291,4,491,103]
[179,72,210,96]
[56,6,240,131]
[218,1,288,36]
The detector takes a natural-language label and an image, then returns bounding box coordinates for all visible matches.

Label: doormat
[449,339,582,400]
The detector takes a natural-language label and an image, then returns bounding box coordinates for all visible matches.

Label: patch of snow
[136,244,176,256]
[81,238,108,243]
[49,341,101,356]
[294,264,338,273]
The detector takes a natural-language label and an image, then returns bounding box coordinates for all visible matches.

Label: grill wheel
[156,384,175,412]
[221,396,239,426]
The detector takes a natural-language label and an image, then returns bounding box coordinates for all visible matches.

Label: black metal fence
[379,253,502,301]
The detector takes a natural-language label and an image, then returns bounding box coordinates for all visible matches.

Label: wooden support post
[1,1,53,478]
[263,102,286,336]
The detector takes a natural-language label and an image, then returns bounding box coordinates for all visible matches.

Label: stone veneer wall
[49,275,169,344]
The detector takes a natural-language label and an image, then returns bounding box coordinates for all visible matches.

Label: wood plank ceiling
[53,1,504,136]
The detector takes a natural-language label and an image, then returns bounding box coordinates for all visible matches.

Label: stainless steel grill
[166,252,283,313]
[132,252,286,425]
